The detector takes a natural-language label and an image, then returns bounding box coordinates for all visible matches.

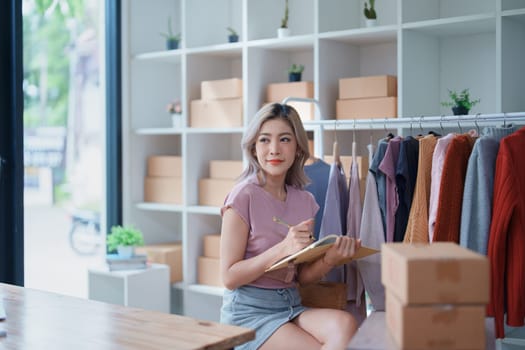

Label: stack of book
[106,254,148,271]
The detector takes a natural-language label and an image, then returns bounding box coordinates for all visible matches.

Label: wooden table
[0,283,254,349]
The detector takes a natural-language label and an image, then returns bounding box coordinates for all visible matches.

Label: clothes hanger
[384,118,394,140]
[457,118,463,134]
[475,113,481,136]
[333,120,341,167]
[352,119,357,160]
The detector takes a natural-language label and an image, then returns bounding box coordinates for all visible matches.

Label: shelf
[247,35,315,51]
[402,14,496,36]
[135,127,183,135]
[187,284,225,297]
[134,50,183,63]
[186,44,243,58]
[186,206,221,215]
[185,127,244,134]
[319,26,398,45]
[136,202,184,212]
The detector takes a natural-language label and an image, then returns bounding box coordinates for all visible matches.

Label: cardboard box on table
[135,243,183,283]
[385,291,486,350]
[381,242,489,350]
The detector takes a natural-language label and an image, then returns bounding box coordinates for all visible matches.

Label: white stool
[88,263,169,313]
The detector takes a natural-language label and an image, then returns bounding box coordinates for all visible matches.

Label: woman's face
[255,118,297,179]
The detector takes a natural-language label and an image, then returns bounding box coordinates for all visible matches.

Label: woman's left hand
[323,236,361,267]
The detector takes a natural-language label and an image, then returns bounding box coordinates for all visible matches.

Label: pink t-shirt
[222,175,319,289]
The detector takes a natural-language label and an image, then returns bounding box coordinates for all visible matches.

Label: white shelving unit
[121,0,525,322]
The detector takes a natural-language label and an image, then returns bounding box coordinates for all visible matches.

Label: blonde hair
[239,103,310,189]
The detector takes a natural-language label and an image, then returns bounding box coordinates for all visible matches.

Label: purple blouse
[222,175,319,289]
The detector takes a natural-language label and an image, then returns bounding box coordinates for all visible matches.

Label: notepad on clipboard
[265,234,379,272]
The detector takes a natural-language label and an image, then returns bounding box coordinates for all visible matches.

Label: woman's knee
[330,311,358,341]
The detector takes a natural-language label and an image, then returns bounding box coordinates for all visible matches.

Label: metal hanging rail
[281,97,525,130]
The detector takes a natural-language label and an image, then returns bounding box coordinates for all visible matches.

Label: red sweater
[488,127,525,338]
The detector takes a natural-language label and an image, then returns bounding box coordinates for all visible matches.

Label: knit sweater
[403,135,437,243]
[488,127,525,339]
[433,134,474,243]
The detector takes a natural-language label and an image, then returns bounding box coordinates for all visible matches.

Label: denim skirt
[220,285,307,350]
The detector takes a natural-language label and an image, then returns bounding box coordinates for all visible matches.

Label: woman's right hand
[281,218,315,255]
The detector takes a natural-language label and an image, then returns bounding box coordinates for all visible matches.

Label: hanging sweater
[488,127,525,339]
[304,159,331,240]
[433,134,474,243]
[403,135,437,243]
[395,136,419,242]
[460,126,517,255]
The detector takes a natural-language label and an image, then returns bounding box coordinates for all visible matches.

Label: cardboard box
[135,243,183,283]
[386,292,485,350]
[339,75,397,99]
[203,234,221,258]
[147,156,182,177]
[190,98,243,128]
[266,81,314,102]
[336,97,397,120]
[201,78,242,100]
[198,178,236,207]
[209,160,243,179]
[381,242,489,305]
[198,256,222,287]
[144,177,182,204]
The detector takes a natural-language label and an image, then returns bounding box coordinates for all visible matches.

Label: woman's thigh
[259,322,321,350]
[293,308,357,346]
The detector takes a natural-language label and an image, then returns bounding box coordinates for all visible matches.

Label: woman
[220,103,360,350]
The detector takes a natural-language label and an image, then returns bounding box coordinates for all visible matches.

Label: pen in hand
[272,216,315,241]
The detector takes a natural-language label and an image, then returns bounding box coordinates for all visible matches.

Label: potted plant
[441,88,480,115]
[227,27,239,43]
[288,63,304,82]
[167,99,183,128]
[106,225,144,258]
[160,16,181,50]
[277,0,290,38]
[364,0,377,27]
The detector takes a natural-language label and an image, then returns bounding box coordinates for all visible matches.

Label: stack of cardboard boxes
[266,81,315,121]
[144,156,183,204]
[198,160,243,207]
[190,78,243,128]
[198,234,222,287]
[336,75,397,119]
[381,242,489,349]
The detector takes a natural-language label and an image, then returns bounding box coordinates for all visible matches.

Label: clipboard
[265,234,379,272]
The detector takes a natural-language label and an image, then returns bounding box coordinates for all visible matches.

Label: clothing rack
[281,97,525,131]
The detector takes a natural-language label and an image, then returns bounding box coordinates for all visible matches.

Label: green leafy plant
[287,63,304,74]
[106,225,144,252]
[226,27,238,36]
[160,16,181,42]
[441,88,480,110]
[364,0,377,19]
[281,0,289,28]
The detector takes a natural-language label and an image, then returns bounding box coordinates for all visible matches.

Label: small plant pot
[166,39,179,50]
[288,72,302,82]
[365,19,377,27]
[117,245,135,258]
[171,113,183,128]
[228,34,239,43]
[277,27,291,38]
[452,106,469,116]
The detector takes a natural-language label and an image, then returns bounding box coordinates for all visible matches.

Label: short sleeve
[221,182,251,227]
